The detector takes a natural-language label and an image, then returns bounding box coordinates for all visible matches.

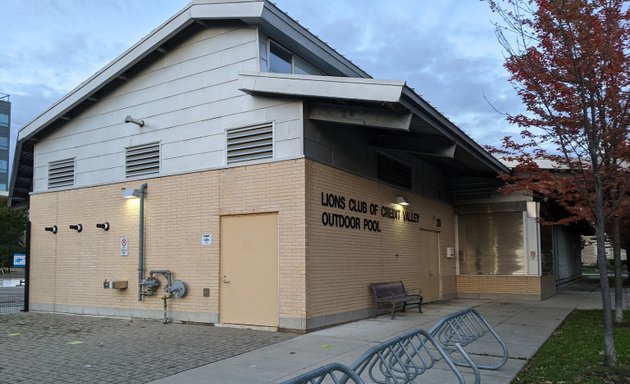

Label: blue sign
[13,253,26,268]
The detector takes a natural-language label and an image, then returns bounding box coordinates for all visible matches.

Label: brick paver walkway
[0,313,295,383]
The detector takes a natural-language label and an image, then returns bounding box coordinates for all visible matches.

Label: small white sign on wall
[201,233,213,246]
[120,236,129,256]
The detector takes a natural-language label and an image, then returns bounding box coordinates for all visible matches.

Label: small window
[48,158,75,189]
[0,159,7,172]
[0,136,8,150]
[269,43,293,74]
[126,142,160,178]
[294,56,321,75]
[0,113,8,127]
[227,123,273,164]
[0,183,6,191]
[269,41,322,75]
[377,153,411,189]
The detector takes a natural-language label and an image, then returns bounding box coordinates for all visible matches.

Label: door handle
[223,275,230,283]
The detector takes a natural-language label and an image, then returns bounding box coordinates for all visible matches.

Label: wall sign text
[321,192,419,232]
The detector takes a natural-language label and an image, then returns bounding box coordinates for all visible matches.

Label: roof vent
[48,158,75,189]
[126,142,160,178]
[226,123,273,164]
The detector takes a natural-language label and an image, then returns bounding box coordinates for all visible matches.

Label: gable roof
[9,0,507,206]
[9,0,371,205]
[17,0,369,144]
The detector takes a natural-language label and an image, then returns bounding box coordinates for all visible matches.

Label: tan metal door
[419,230,441,302]
[220,213,278,327]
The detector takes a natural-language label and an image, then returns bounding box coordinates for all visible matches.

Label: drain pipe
[138,183,148,301]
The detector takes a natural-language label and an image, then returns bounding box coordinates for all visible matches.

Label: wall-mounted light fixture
[96,222,110,231]
[396,195,410,206]
[122,188,142,199]
[124,115,145,127]
[69,224,83,233]
[45,225,58,234]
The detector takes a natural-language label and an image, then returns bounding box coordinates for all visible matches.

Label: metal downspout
[138,183,148,301]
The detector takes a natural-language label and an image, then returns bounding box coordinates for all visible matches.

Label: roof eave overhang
[239,72,509,176]
[240,71,411,131]
[400,87,510,175]
[239,71,405,103]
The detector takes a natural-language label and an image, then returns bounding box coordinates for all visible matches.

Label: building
[0,93,10,192]
[10,0,568,331]
[581,237,627,266]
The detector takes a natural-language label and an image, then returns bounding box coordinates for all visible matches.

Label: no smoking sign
[120,236,129,256]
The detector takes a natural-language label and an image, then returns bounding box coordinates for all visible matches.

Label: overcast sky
[0,0,525,172]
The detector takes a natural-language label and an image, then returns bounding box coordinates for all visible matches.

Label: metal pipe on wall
[138,183,148,301]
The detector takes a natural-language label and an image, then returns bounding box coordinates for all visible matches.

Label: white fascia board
[239,72,405,103]
[189,1,264,20]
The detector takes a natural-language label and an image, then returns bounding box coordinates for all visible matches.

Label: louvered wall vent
[227,123,273,164]
[126,142,160,178]
[377,153,411,189]
[48,158,75,189]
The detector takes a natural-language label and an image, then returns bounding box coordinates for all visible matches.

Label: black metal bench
[369,281,422,319]
[429,308,509,371]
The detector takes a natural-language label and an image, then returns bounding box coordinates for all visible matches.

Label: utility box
[111,281,128,289]
[103,280,128,289]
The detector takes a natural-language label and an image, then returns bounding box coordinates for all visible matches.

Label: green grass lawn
[512,310,630,384]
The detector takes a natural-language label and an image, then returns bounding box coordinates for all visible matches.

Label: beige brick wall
[305,161,456,323]
[456,275,551,300]
[28,160,306,326]
[32,157,547,328]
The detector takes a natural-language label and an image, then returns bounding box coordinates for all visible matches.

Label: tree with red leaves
[487,0,629,366]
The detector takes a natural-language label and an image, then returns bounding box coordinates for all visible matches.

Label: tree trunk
[594,194,616,366]
[611,218,623,323]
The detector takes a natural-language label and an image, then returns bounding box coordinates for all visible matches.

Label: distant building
[581,236,627,266]
[0,93,10,192]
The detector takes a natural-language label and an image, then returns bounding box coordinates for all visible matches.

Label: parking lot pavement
[0,313,295,384]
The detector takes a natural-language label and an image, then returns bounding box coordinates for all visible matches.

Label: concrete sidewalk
[151,289,612,384]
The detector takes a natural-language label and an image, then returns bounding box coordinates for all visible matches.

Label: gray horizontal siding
[33,25,304,192]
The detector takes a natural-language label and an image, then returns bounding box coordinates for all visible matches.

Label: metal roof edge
[400,86,509,174]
